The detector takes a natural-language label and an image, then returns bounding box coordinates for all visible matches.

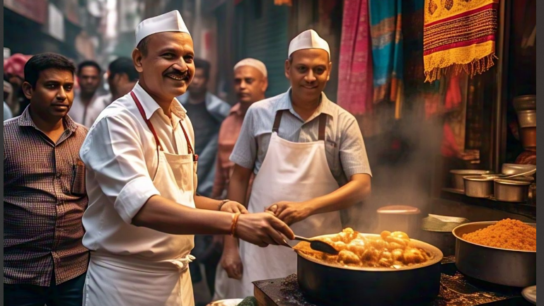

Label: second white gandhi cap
[288,29,330,58]
[135,10,190,46]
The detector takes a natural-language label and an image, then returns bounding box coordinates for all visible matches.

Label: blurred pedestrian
[4,53,31,115]
[4,80,14,120]
[95,57,139,106]
[177,58,230,292]
[69,60,103,127]
[177,58,230,197]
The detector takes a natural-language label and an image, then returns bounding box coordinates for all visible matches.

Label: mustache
[163,68,189,78]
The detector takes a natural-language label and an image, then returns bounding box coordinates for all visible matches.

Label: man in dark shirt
[4,52,89,306]
[177,58,230,296]
[178,58,230,196]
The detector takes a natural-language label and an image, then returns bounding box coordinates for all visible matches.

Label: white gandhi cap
[234,58,268,77]
[288,29,330,58]
[135,10,190,47]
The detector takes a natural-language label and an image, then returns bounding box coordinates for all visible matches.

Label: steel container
[494,179,531,202]
[463,176,494,198]
[450,170,491,190]
[453,221,536,287]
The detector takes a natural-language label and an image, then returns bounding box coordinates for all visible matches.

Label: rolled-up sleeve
[340,117,372,178]
[80,114,160,224]
[230,108,257,169]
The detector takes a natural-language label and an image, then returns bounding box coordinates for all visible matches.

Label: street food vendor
[219,29,372,298]
[79,11,293,306]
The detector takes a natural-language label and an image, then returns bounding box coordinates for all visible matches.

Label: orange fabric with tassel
[423,0,499,82]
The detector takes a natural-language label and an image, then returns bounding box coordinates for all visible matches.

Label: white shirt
[69,91,106,128]
[79,82,195,255]
[95,93,112,107]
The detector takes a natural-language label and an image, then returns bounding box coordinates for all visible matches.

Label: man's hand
[220,200,248,214]
[265,201,312,225]
[220,246,243,279]
[235,213,294,247]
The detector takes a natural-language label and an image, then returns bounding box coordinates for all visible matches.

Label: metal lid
[377,205,421,215]
[494,179,532,186]
[464,175,494,182]
[481,174,501,179]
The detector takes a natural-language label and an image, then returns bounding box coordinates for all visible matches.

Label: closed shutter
[236,1,290,98]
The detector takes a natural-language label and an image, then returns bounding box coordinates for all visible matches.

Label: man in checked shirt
[4,53,89,306]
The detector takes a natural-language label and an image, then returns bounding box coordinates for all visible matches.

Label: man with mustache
[220,30,372,298]
[79,11,293,306]
[4,53,89,306]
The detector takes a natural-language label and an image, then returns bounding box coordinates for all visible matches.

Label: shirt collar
[18,105,78,133]
[229,103,243,116]
[276,88,334,121]
[132,82,187,120]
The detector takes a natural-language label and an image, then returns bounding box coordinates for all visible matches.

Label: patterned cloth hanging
[423,0,499,82]
[369,0,404,119]
[337,0,373,115]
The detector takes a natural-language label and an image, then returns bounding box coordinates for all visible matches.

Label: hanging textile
[274,0,292,6]
[337,0,373,115]
[423,0,499,82]
[369,0,403,119]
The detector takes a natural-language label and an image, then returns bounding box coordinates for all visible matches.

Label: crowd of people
[4,10,372,306]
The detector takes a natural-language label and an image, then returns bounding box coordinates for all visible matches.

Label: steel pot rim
[463,175,495,182]
[294,233,443,272]
[450,169,491,175]
[452,221,537,254]
[494,179,532,186]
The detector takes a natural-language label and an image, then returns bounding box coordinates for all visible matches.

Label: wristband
[230,212,241,237]
[217,199,231,211]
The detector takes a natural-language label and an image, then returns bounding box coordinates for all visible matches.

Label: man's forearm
[194,195,222,210]
[133,195,232,235]
[307,174,371,216]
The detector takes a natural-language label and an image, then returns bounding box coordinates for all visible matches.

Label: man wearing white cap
[79,11,293,306]
[220,29,372,298]
[211,58,268,300]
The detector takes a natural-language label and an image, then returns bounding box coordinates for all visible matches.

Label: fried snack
[462,219,536,251]
[293,228,433,268]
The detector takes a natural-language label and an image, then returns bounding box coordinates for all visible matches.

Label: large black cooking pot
[296,234,443,306]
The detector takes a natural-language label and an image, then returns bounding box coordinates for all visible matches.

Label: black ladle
[293,235,339,255]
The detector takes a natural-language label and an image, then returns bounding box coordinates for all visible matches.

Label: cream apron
[83,92,199,306]
[216,110,343,299]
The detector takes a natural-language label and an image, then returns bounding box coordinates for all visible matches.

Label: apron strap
[131,91,163,151]
[318,114,326,141]
[130,91,198,162]
[272,110,285,133]
[272,109,327,141]
[180,123,198,162]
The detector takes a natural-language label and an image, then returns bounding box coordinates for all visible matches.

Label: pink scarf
[337,0,373,115]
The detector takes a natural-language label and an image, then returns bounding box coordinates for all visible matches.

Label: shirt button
[56,173,61,178]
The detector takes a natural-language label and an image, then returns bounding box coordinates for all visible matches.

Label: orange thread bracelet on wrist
[230,212,241,237]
